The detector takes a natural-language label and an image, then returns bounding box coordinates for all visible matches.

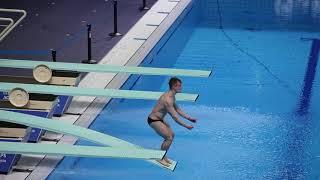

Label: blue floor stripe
[297,39,320,116]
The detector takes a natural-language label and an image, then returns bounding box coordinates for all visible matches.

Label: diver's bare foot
[163,157,172,164]
[156,159,170,167]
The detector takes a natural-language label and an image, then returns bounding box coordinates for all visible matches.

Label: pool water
[49,0,320,179]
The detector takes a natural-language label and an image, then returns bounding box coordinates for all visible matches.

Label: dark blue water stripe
[297,39,320,116]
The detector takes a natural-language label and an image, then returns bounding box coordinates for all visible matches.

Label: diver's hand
[188,117,197,123]
[185,125,194,130]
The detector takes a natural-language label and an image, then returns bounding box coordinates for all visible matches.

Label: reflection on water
[311,0,320,22]
[275,0,320,24]
[275,0,294,22]
[297,0,310,15]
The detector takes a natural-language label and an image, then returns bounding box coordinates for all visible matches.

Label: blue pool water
[49,0,320,179]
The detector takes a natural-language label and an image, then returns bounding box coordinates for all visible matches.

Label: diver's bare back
[149,92,174,120]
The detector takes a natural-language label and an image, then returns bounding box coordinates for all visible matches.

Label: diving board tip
[149,158,178,171]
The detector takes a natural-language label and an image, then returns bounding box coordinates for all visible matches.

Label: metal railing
[0,8,27,42]
[0,17,14,38]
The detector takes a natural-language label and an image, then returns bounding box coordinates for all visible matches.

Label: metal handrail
[0,8,27,42]
[0,17,14,38]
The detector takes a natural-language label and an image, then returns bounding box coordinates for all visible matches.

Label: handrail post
[51,49,56,62]
[82,24,97,64]
[109,0,122,37]
[139,0,150,11]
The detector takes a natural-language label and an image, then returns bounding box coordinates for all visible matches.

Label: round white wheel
[9,88,29,107]
[33,64,52,83]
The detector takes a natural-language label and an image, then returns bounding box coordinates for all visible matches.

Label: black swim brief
[147,117,164,125]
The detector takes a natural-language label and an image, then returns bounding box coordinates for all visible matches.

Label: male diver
[147,77,197,166]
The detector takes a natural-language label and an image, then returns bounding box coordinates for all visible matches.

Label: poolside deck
[0,0,156,75]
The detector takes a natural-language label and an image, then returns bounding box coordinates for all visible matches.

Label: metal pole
[51,49,56,62]
[82,24,97,64]
[139,0,150,11]
[109,0,122,37]
[87,24,92,61]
